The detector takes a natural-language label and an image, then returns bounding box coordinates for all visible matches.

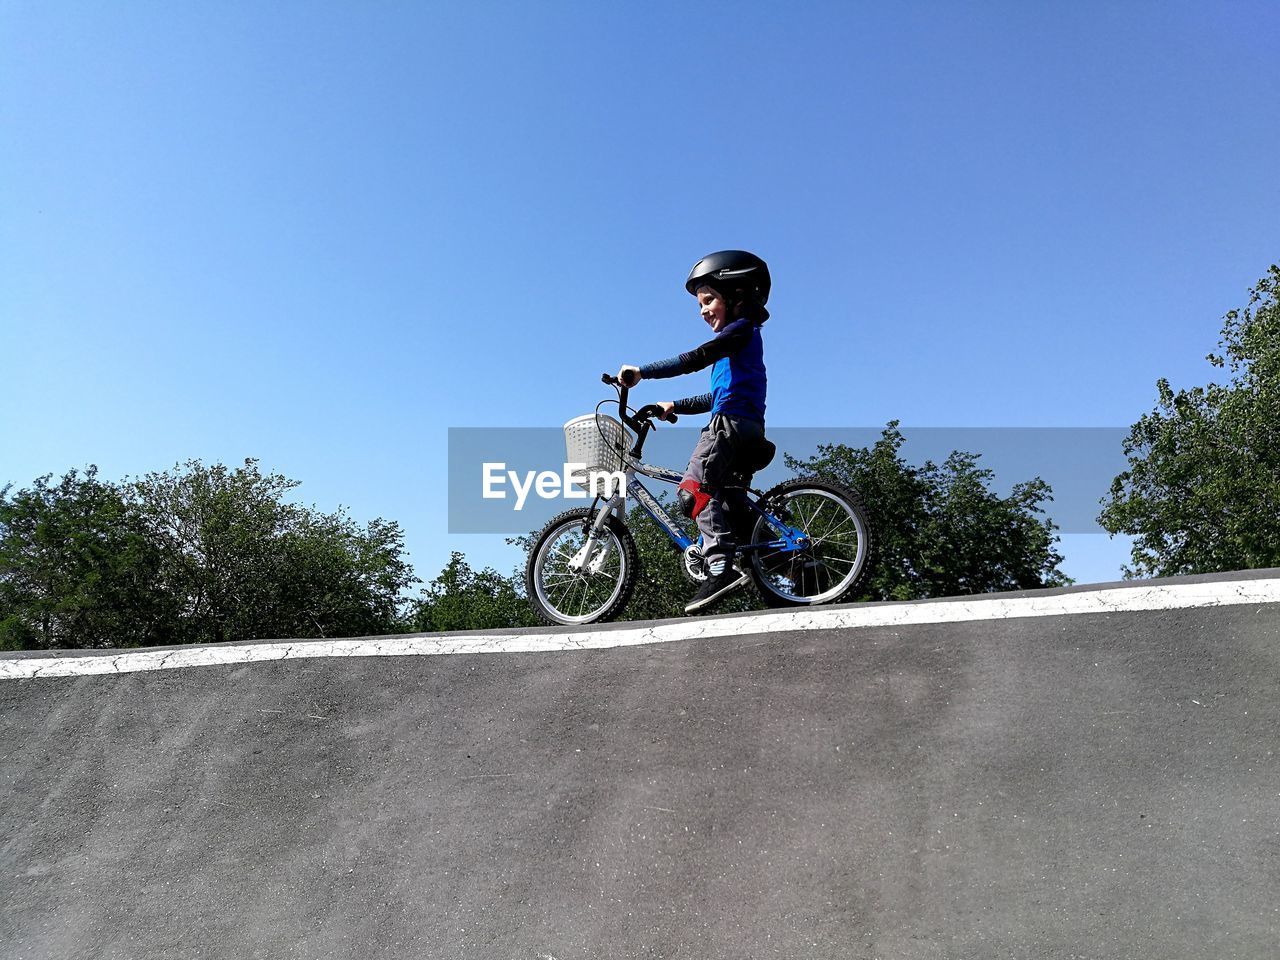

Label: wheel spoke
[752,543,790,580]
[810,513,852,544]
[577,576,595,616]
[816,553,857,567]
[804,498,830,536]
[794,497,816,536]
[817,560,840,591]
[806,561,825,595]
[549,577,579,603]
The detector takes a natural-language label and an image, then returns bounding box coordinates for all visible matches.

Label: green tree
[787,425,1069,600]
[130,459,416,644]
[130,459,295,644]
[1100,265,1280,577]
[0,467,171,649]
[407,552,539,632]
[0,459,416,649]
[275,512,413,638]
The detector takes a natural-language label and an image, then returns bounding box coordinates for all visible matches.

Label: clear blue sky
[3,1,1277,587]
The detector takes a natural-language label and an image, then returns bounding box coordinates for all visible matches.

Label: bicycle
[525,374,875,625]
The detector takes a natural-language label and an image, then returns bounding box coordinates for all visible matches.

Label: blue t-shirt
[709,320,766,420]
[638,317,767,423]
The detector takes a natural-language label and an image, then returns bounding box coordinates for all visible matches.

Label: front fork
[566,492,625,574]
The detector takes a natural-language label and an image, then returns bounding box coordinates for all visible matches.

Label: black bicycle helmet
[685,250,771,306]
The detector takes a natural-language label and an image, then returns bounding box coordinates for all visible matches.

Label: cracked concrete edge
[3,570,1280,680]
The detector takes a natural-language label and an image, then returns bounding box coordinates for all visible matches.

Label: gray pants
[683,414,766,563]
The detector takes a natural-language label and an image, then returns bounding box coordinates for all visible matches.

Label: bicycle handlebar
[599,373,679,426]
[600,372,680,462]
[634,403,678,425]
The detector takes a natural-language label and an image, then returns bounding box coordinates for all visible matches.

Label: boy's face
[696,286,729,333]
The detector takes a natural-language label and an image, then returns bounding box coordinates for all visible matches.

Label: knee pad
[677,478,711,519]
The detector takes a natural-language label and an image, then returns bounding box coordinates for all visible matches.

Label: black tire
[525,507,640,625]
[745,477,874,608]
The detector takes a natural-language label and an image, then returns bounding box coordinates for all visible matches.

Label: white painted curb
[4,578,1278,680]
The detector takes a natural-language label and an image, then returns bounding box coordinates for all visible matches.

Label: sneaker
[684,565,750,615]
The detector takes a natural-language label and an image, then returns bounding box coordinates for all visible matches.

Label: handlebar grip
[635,404,679,425]
[607,370,647,388]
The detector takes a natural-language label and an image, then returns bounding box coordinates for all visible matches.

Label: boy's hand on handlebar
[634,402,679,425]
[617,365,642,387]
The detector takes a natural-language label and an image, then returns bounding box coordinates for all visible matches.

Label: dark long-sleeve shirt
[639,317,766,422]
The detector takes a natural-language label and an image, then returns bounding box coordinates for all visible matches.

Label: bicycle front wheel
[747,478,874,607]
[526,507,639,625]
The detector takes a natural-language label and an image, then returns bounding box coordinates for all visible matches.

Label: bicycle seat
[737,436,776,475]
[723,436,776,489]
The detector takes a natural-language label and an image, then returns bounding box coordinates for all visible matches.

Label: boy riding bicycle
[617,250,771,614]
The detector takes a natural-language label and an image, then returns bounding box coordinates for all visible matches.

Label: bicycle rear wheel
[746,478,873,607]
[526,507,639,625]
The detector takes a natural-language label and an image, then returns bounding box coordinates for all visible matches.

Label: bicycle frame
[566,378,810,573]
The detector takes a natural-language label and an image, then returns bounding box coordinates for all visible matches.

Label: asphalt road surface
[2,572,1278,959]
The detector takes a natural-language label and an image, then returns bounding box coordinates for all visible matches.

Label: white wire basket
[564,413,632,490]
